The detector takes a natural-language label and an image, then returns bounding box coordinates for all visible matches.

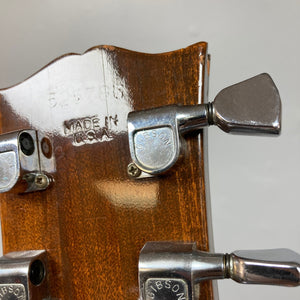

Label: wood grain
[0,43,214,299]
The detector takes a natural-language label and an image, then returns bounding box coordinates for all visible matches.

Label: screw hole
[29,259,45,286]
[19,132,35,156]
[41,137,52,159]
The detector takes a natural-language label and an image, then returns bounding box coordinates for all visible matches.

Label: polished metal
[0,130,55,193]
[128,105,208,175]
[128,73,281,175]
[0,250,48,300]
[212,73,281,134]
[229,249,300,287]
[139,242,300,300]
[143,278,189,300]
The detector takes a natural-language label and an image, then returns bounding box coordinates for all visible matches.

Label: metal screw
[127,162,142,177]
[34,174,49,189]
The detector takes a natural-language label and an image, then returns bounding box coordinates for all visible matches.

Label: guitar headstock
[0,42,297,300]
[0,43,214,299]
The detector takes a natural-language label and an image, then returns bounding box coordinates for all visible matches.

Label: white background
[0,1,299,299]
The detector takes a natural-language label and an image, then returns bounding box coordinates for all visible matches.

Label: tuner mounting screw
[127,162,141,178]
[34,174,49,189]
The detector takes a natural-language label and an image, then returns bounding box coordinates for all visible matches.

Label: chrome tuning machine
[0,250,48,300]
[128,73,281,175]
[139,242,300,300]
[0,130,55,193]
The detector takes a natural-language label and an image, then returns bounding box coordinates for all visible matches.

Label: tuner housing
[128,106,181,175]
[0,250,49,300]
[128,105,209,175]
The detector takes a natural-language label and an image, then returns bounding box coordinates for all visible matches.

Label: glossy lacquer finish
[0,43,213,299]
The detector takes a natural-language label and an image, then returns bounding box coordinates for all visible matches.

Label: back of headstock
[0,43,214,299]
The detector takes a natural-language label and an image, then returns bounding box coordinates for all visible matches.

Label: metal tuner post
[128,73,281,175]
[139,242,300,300]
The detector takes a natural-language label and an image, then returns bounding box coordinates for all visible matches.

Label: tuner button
[228,249,300,287]
[212,73,281,135]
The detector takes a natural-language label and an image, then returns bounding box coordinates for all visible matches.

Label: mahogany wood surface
[0,42,213,299]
